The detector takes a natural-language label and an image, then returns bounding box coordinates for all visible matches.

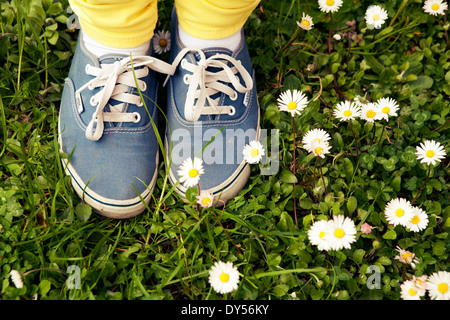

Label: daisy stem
[411,165,431,205]
[319,159,327,195]
[349,120,360,161]
[328,13,333,55]
[370,122,376,145]
[377,124,386,147]
[292,116,298,226]
[276,26,302,59]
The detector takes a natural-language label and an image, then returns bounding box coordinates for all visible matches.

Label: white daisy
[178,157,204,188]
[318,0,343,13]
[297,12,314,31]
[152,30,171,54]
[394,246,419,269]
[277,89,309,117]
[412,275,428,296]
[365,5,388,29]
[426,271,450,300]
[308,220,332,251]
[325,215,357,251]
[197,190,214,208]
[384,198,413,227]
[302,128,331,153]
[415,140,447,166]
[423,0,448,16]
[400,280,422,300]
[333,100,361,121]
[10,270,24,289]
[360,102,382,123]
[243,140,265,164]
[376,97,399,121]
[208,261,240,294]
[309,139,331,159]
[405,206,429,232]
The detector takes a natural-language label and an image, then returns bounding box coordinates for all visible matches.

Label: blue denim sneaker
[165,10,260,205]
[58,32,174,218]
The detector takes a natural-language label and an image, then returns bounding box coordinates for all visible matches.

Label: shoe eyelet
[183,74,190,85]
[230,91,238,101]
[90,96,97,106]
[85,64,92,74]
[140,81,147,91]
[132,112,141,123]
[137,100,144,107]
[181,59,187,69]
[228,106,236,116]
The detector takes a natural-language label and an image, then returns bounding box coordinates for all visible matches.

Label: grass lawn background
[0,0,449,300]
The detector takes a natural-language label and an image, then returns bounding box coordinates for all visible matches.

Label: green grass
[0,0,449,300]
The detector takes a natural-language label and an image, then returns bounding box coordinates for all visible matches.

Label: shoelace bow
[77,48,253,141]
[76,56,176,141]
[169,48,253,121]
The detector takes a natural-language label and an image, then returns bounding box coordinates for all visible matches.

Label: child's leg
[175,0,260,40]
[69,0,158,49]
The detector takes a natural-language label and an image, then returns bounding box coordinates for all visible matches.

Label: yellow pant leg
[69,0,158,48]
[175,0,260,39]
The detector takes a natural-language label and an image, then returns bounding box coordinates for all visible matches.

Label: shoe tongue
[193,47,233,61]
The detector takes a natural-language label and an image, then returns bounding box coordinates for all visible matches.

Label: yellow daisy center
[401,252,412,261]
[373,14,380,21]
[438,283,449,294]
[432,4,440,11]
[188,168,198,178]
[288,101,297,110]
[334,228,344,238]
[367,110,376,118]
[408,288,417,296]
[202,198,211,206]
[395,208,404,217]
[219,272,229,283]
[250,148,259,157]
[319,231,325,239]
[315,147,323,155]
[326,0,335,6]
[382,107,390,114]
[343,110,352,117]
[301,20,310,27]
[411,215,420,225]
[159,39,167,47]
[426,150,435,158]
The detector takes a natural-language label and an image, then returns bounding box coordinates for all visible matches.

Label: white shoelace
[169,48,253,121]
[76,48,253,141]
[75,56,176,141]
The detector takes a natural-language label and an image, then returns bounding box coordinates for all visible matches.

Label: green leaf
[364,55,383,74]
[279,169,298,184]
[185,187,199,203]
[383,229,397,240]
[75,203,92,222]
[347,196,357,215]
[39,279,51,296]
[352,249,365,265]
[343,158,354,180]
